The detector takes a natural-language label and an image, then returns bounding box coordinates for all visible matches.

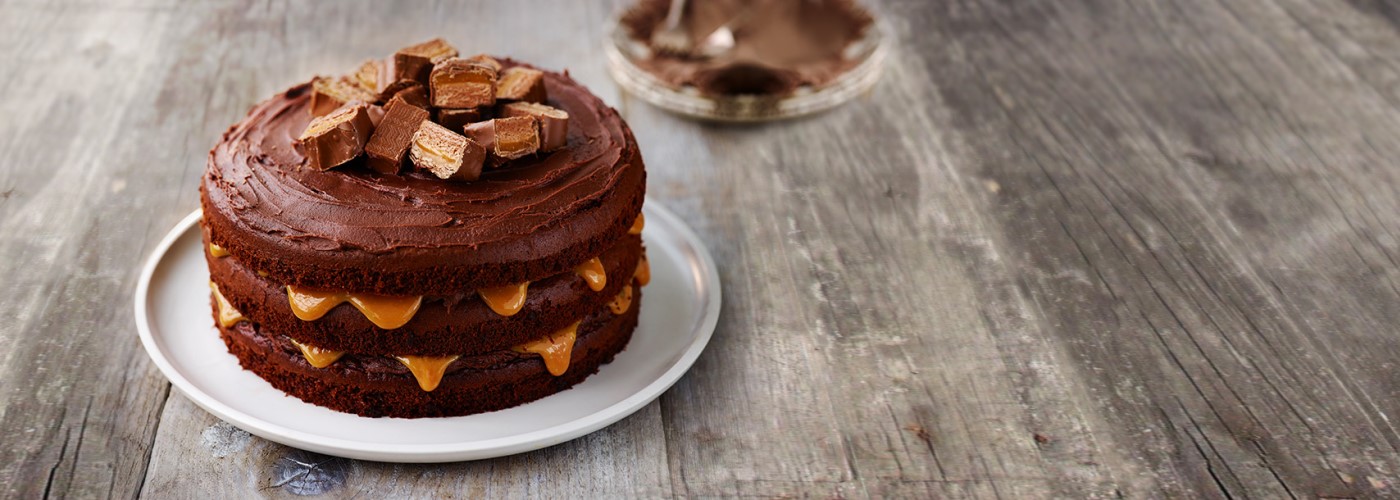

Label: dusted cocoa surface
[216,289,640,418]
[205,229,644,356]
[200,60,646,295]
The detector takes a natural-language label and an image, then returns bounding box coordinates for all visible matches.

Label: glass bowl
[604,6,890,122]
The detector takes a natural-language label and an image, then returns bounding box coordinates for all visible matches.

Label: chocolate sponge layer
[217,289,640,419]
[207,229,642,356]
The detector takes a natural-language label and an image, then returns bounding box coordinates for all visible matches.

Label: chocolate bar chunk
[311,76,376,117]
[430,58,497,108]
[500,102,568,151]
[464,116,539,160]
[436,108,484,132]
[410,121,485,181]
[465,54,503,72]
[392,38,458,83]
[364,99,430,174]
[376,79,412,100]
[299,103,375,171]
[386,83,429,109]
[353,59,384,95]
[496,67,546,103]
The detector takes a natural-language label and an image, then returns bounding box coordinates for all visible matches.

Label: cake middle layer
[206,228,645,356]
[218,288,642,418]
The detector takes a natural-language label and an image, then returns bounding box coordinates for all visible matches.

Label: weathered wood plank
[5,0,1400,498]
[141,394,673,498]
[0,1,196,498]
[894,0,1400,496]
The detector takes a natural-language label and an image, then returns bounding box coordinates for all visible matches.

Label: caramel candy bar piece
[371,60,426,102]
[500,102,568,151]
[496,67,546,103]
[494,116,539,158]
[311,77,376,117]
[465,54,502,72]
[464,116,539,160]
[364,100,430,174]
[299,103,375,171]
[392,38,458,83]
[410,121,486,181]
[353,59,384,95]
[386,83,429,109]
[462,121,495,150]
[430,58,497,108]
[378,79,418,101]
[436,108,484,131]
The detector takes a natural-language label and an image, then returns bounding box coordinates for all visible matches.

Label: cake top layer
[202,60,646,293]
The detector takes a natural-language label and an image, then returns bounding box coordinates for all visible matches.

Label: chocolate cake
[199,39,649,418]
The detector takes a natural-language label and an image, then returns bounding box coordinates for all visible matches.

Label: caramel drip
[513,321,579,376]
[287,286,347,321]
[286,285,423,330]
[479,282,529,316]
[208,242,230,258]
[634,253,651,286]
[608,285,634,315]
[395,354,460,392]
[257,270,270,277]
[209,282,248,327]
[574,257,607,292]
[350,294,424,330]
[629,213,645,235]
[288,338,345,368]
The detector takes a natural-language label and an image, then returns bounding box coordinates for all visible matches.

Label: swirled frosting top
[202,62,645,292]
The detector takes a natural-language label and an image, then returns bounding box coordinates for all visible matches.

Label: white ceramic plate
[133,198,720,462]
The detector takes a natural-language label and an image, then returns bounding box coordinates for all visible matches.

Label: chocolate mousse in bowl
[607,0,888,121]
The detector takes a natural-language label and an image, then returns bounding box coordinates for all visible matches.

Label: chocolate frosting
[202,61,646,294]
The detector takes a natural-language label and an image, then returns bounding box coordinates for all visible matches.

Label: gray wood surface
[3,0,1400,497]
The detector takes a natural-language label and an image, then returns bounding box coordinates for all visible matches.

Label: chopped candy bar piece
[298,103,375,171]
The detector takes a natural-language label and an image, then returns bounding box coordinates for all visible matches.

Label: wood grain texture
[3,0,1400,498]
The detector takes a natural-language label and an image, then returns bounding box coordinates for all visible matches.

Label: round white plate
[133,198,720,462]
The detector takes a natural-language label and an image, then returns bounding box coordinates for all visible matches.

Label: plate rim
[133,197,721,462]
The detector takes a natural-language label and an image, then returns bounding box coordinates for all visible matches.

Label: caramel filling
[413,132,461,166]
[513,321,580,376]
[288,338,345,368]
[608,285,634,315]
[208,242,230,258]
[395,354,460,392]
[629,213,645,235]
[479,282,529,316]
[574,257,607,292]
[286,286,423,330]
[209,282,247,327]
[634,253,651,286]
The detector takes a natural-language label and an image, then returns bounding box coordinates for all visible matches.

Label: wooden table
[4,0,1400,497]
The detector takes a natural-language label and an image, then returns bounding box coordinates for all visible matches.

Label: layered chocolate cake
[200,39,649,418]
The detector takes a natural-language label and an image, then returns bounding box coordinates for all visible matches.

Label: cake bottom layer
[218,292,640,418]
